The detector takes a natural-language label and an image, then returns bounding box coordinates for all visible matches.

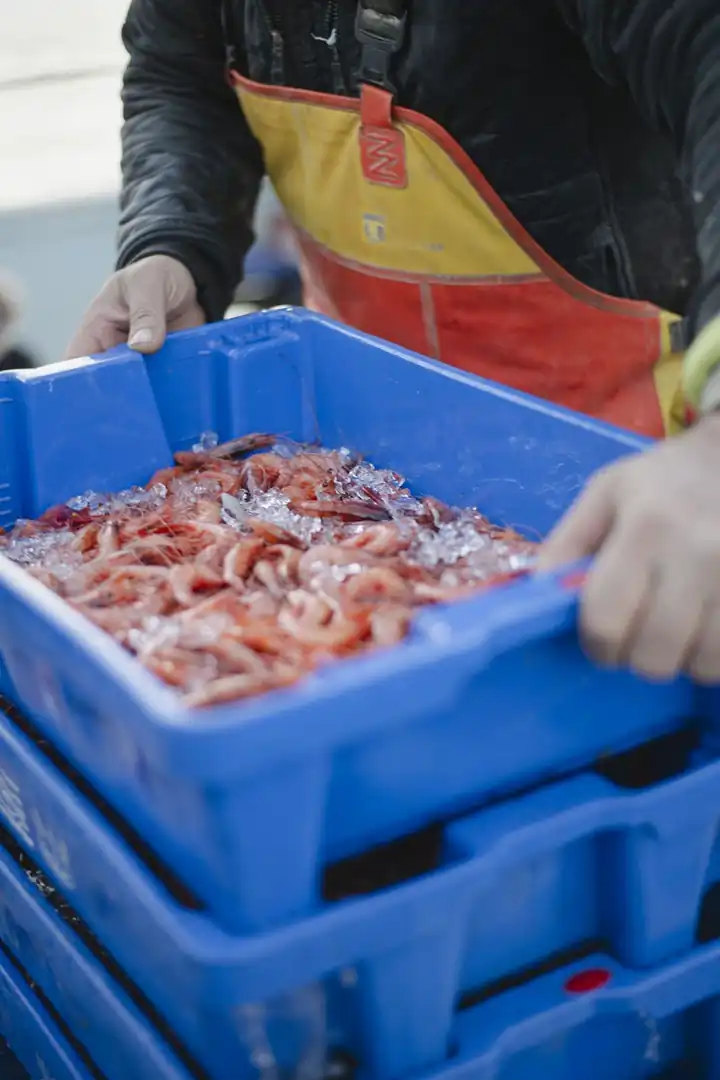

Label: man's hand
[66,255,205,359]
[537,416,720,683]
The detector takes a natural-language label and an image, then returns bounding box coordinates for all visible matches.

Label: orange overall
[231,2,684,437]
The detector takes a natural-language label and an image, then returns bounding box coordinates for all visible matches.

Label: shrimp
[182,666,299,709]
[71,522,101,554]
[223,538,264,589]
[298,545,374,582]
[343,566,411,604]
[340,523,409,557]
[291,499,391,522]
[279,591,368,650]
[238,453,283,494]
[98,521,121,557]
[210,433,276,460]
[370,604,413,647]
[206,636,269,676]
[263,544,302,587]
[253,559,285,599]
[146,647,218,690]
[247,519,305,548]
[168,564,223,608]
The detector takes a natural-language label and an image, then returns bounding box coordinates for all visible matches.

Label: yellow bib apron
[231,2,684,437]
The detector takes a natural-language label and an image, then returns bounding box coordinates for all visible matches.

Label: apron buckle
[355,0,407,93]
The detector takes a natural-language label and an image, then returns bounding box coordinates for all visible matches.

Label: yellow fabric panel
[237,86,540,278]
[653,311,685,435]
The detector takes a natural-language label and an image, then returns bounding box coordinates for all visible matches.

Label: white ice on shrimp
[66,484,168,517]
[409,513,532,580]
[220,489,324,544]
[192,430,219,453]
[3,527,82,579]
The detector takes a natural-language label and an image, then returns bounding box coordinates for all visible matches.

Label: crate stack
[0,309,717,1080]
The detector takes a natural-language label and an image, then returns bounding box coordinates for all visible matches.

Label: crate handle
[456,940,720,1071]
[445,749,719,877]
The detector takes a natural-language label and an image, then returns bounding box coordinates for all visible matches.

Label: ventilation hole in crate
[0,825,211,1080]
[695,881,720,945]
[458,938,608,1012]
[595,724,700,790]
[0,693,203,911]
[323,824,444,903]
[0,937,107,1080]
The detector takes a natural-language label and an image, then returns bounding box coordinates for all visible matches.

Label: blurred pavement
[0,2,128,360]
[0,1,127,210]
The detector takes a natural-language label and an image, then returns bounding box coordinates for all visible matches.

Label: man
[69,0,720,683]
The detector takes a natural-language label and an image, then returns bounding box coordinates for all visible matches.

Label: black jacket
[118,0,720,341]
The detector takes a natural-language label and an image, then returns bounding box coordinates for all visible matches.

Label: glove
[537,410,720,684]
[66,255,205,359]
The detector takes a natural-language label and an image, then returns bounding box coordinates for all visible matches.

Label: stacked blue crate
[0,950,92,1079]
[0,309,716,1079]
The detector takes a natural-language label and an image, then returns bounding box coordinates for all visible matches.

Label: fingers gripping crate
[1,700,720,1080]
[0,309,702,933]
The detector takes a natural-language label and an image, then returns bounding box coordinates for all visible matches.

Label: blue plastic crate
[0,700,719,1080]
[0,955,92,1080]
[0,308,700,932]
[423,942,720,1080]
[0,830,196,1080]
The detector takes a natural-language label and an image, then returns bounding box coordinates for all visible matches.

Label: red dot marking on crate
[564,968,611,995]
[560,570,588,591]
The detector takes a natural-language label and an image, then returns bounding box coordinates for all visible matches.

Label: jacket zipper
[259,2,286,84]
[322,0,346,94]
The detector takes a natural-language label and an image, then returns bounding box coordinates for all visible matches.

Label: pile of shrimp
[0,434,537,709]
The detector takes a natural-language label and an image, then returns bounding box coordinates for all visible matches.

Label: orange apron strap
[360,86,408,188]
[356,0,409,188]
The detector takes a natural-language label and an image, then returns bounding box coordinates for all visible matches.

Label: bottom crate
[434,942,720,1080]
[2,691,720,1080]
[0,952,91,1080]
[0,833,201,1080]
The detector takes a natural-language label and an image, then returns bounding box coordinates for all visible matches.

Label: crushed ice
[408,513,534,580]
[409,516,492,568]
[4,527,82,580]
[347,460,405,496]
[192,430,219,453]
[221,488,324,543]
[67,483,167,517]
